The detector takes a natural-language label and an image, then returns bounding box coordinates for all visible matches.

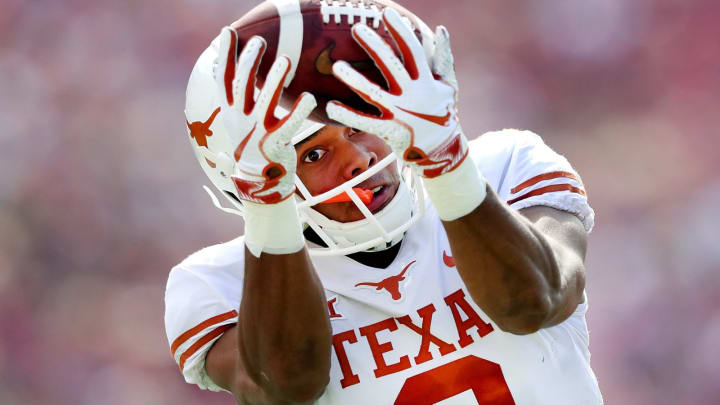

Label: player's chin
[315,203,364,223]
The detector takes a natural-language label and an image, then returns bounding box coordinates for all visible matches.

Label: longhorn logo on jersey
[354,260,416,301]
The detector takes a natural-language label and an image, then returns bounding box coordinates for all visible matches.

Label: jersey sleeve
[469,129,595,231]
[164,265,238,392]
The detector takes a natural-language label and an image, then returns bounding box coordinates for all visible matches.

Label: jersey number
[394,356,515,404]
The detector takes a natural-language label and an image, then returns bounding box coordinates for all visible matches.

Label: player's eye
[303,148,327,163]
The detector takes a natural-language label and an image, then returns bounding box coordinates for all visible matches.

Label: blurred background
[1,0,719,403]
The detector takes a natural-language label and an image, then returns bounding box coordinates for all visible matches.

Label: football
[230,0,435,124]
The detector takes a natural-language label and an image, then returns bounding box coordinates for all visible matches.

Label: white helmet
[185,36,424,256]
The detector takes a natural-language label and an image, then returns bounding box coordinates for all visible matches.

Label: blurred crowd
[1,0,718,403]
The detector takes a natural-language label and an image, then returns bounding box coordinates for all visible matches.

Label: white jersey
[164,129,602,404]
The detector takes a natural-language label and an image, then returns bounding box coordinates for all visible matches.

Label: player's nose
[340,138,377,180]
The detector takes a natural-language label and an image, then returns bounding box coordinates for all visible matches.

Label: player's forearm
[441,186,583,334]
[238,248,332,402]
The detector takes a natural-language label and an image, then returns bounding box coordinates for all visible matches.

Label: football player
[167,7,603,405]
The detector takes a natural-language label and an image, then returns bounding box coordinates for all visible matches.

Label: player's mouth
[366,182,398,213]
[317,181,398,214]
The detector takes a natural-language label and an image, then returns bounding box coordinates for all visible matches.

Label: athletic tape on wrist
[422,157,487,221]
[242,198,305,258]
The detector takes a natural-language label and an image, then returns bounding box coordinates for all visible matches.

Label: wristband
[242,197,305,258]
[422,157,487,221]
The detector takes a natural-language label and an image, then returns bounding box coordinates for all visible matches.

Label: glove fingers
[327,101,396,137]
[432,25,454,78]
[332,60,390,111]
[351,23,410,95]
[215,27,239,107]
[276,92,317,144]
[234,36,266,114]
[382,8,433,81]
[256,56,291,127]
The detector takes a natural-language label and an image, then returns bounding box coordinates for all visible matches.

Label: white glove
[215,27,316,204]
[326,8,467,179]
[432,25,459,104]
[214,27,316,255]
[326,10,486,220]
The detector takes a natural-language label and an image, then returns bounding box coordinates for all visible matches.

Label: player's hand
[215,27,316,204]
[326,8,467,179]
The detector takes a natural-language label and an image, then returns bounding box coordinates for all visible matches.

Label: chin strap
[203,186,244,217]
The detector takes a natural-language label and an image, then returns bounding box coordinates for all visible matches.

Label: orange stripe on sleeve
[507,184,586,205]
[171,310,238,357]
[511,171,582,194]
[178,323,235,371]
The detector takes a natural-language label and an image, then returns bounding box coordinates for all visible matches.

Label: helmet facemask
[292,127,425,256]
